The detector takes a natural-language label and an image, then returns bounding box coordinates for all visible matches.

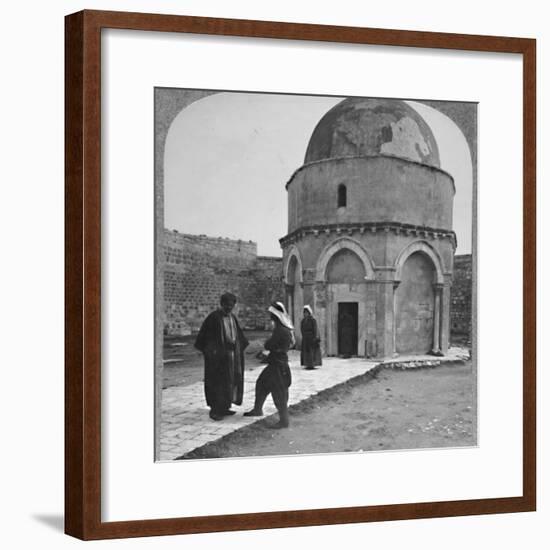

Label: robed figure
[194,293,249,421]
[244,302,293,429]
[300,305,322,370]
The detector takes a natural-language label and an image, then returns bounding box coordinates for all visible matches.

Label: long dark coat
[300,316,322,368]
[194,310,249,411]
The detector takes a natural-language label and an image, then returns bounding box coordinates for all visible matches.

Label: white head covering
[268,302,294,330]
[303,305,313,316]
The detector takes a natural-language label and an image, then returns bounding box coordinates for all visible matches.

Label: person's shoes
[243,409,263,417]
[268,421,289,429]
[222,410,236,416]
[209,411,224,421]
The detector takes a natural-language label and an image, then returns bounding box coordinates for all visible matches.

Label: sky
[163,91,473,256]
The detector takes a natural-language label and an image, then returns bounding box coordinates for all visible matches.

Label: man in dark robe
[244,303,293,429]
[194,293,249,421]
[300,305,322,370]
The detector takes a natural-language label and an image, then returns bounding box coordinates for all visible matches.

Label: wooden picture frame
[65,9,536,540]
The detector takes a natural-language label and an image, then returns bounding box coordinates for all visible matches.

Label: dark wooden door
[338,302,358,356]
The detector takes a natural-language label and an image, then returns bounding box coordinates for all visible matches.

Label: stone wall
[163,231,284,335]
[287,157,454,233]
[163,230,473,348]
[450,254,472,343]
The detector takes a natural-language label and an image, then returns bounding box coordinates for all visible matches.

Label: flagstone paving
[159,347,469,461]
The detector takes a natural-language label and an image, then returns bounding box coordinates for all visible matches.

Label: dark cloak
[300,315,322,367]
[194,310,249,412]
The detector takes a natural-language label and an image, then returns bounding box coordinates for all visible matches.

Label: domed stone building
[280,98,456,358]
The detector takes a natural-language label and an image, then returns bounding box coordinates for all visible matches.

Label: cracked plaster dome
[304,98,440,168]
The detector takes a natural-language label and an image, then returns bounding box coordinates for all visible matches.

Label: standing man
[194,293,249,421]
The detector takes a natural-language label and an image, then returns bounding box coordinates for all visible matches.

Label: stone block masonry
[450,254,472,343]
[163,229,472,345]
[163,230,284,334]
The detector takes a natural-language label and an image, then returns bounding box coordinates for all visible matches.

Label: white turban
[268,303,294,330]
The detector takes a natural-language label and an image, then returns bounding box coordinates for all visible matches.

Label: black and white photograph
[156,89,476,461]
[1,0,544,545]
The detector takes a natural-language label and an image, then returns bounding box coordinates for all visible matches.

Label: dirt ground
[181,361,476,459]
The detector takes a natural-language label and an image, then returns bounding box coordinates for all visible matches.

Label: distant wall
[450,254,472,343]
[163,231,284,335]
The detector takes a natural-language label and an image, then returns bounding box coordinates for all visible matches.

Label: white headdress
[303,305,313,316]
[268,302,294,330]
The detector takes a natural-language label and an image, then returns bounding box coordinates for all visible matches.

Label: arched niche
[326,248,366,283]
[316,237,375,282]
[394,240,445,285]
[395,251,437,354]
[284,245,303,285]
[284,246,303,327]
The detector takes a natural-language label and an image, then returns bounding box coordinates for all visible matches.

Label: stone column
[314,281,328,356]
[392,281,400,356]
[284,283,294,324]
[432,283,443,354]
[375,274,396,358]
[301,268,316,311]
[440,275,453,353]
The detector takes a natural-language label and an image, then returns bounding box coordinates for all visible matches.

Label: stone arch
[395,252,437,354]
[283,245,304,328]
[284,245,303,285]
[316,237,375,282]
[394,240,444,285]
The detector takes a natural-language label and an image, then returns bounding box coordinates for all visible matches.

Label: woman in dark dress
[300,305,322,370]
[244,303,293,428]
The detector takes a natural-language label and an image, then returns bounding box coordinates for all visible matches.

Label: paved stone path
[159,347,469,461]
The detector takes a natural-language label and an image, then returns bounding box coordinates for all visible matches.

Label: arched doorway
[395,252,437,354]
[326,248,367,357]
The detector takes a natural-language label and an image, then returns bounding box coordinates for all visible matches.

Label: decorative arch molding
[394,240,445,284]
[316,237,375,282]
[284,245,303,284]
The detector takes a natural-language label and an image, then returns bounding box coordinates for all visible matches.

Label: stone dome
[304,98,440,168]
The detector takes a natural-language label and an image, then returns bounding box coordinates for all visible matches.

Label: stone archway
[154,89,219,460]
[284,246,303,331]
[315,238,376,356]
[394,241,446,355]
[394,240,445,285]
[395,252,437,354]
[316,237,375,282]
